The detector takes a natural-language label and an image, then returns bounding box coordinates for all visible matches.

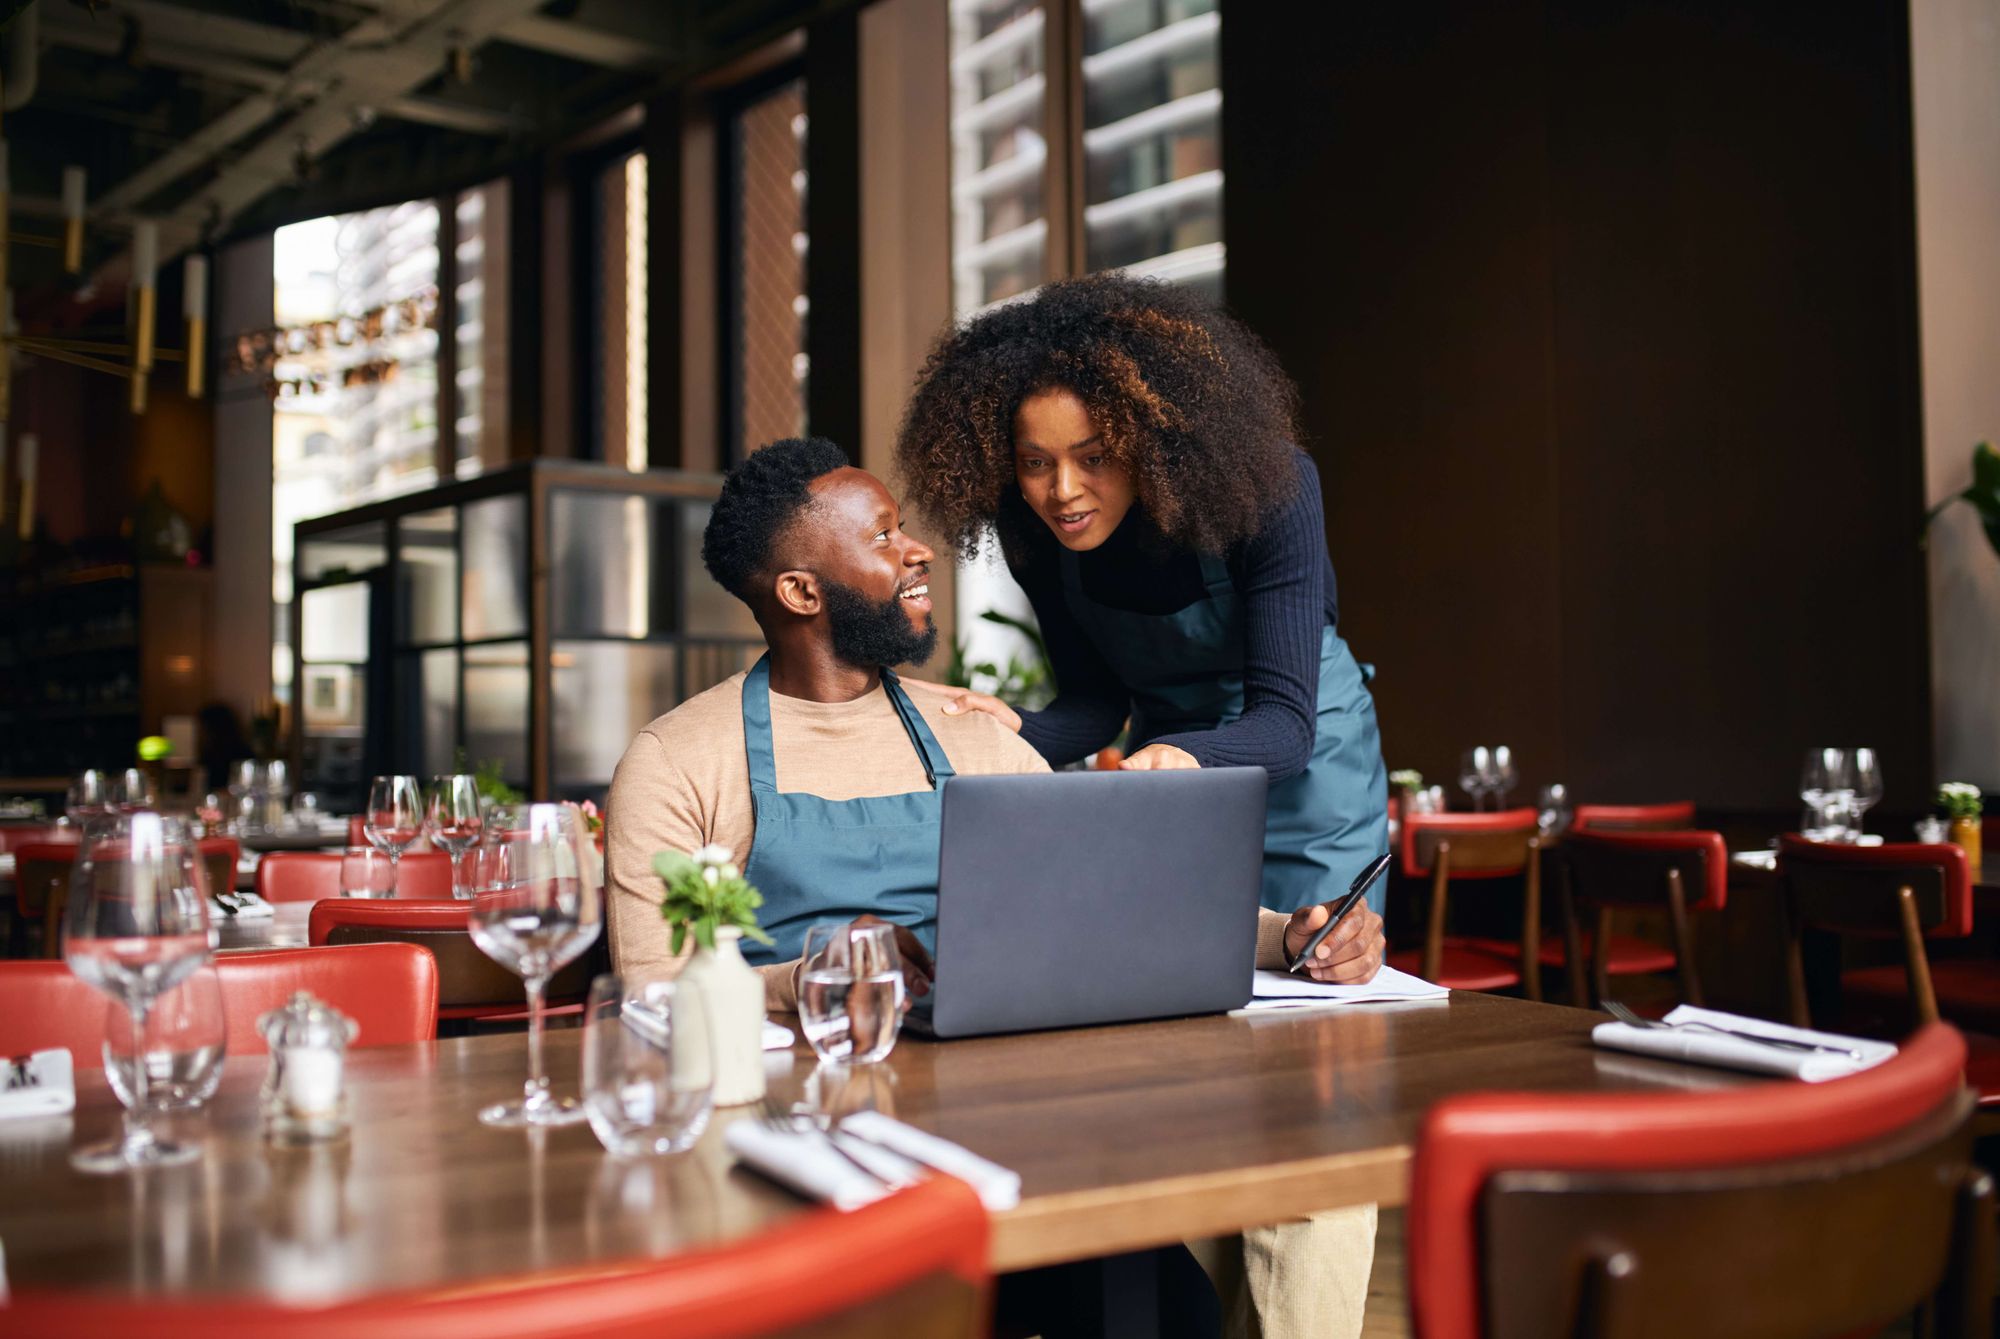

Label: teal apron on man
[1059,550,1389,914]
[737,655,955,965]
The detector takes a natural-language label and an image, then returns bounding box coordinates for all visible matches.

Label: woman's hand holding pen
[902,678,1024,733]
[1283,903,1386,984]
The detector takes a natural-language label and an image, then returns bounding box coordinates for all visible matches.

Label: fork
[1601,999,1864,1059]
[756,1095,909,1187]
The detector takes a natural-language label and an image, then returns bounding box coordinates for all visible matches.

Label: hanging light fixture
[60,166,83,273]
[129,220,156,413]
[182,252,206,399]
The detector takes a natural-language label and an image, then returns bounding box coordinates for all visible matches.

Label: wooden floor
[1361,1209,1410,1339]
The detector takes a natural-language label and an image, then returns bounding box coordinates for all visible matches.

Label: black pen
[1287,851,1392,974]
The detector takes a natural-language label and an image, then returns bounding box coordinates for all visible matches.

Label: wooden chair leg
[1591,906,1613,1008]
[1897,885,1940,1026]
[1936,1169,1996,1339]
[1422,845,1451,983]
[1783,880,1811,1028]
[1521,838,1543,1003]
[42,884,65,960]
[1665,867,1702,1008]
[1558,858,1588,1007]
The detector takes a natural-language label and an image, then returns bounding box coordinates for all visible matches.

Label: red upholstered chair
[1549,829,1728,1009]
[12,841,79,959]
[258,849,453,902]
[0,1176,990,1338]
[0,944,438,1059]
[0,824,73,855]
[1777,835,2000,1113]
[1385,809,1540,998]
[1407,1023,1991,1338]
[309,899,594,1021]
[1569,801,1697,832]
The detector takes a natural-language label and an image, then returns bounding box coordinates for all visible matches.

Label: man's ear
[772,569,822,617]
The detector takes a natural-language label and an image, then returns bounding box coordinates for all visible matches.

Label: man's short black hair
[701,436,851,600]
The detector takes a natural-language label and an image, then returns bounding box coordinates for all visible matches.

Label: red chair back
[0,824,73,855]
[1777,835,1973,941]
[0,1176,990,1338]
[309,899,594,1019]
[0,945,438,1059]
[258,850,454,902]
[1562,828,1728,914]
[1400,809,1540,879]
[1570,801,1696,832]
[12,842,76,919]
[1408,1024,1989,1339]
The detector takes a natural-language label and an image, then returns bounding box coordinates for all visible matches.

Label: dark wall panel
[1223,0,1930,813]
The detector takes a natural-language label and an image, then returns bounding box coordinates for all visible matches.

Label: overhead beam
[492,14,670,70]
[381,94,524,135]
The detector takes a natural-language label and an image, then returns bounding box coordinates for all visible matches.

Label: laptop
[905,766,1268,1039]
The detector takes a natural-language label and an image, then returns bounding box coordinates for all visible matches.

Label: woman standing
[895,273,1388,914]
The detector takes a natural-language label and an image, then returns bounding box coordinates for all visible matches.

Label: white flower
[702,865,719,886]
[720,863,740,881]
[691,843,733,867]
[1940,782,1981,800]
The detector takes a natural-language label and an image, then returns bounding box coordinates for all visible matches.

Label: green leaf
[1964,442,2000,560]
[652,850,700,885]
[694,919,717,952]
[669,922,686,956]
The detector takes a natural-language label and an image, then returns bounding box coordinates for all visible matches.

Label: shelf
[26,702,142,722]
[21,633,140,660]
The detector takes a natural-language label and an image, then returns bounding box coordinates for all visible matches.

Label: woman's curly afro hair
[894,272,1302,560]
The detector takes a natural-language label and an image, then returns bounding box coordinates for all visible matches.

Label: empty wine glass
[64,811,213,1171]
[114,767,156,812]
[1458,748,1492,812]
[1800,748,1852,838]
[425,775,483,900]
[799,921,904,1065]
[1847,748,1883,841]
[1537,783,1571,837]
[581,974,711,1157]
[103,965,226,1113]
[364,776,423,893]
[1488,746,1518,809]
[67,770,115,830]
[470,803,602,1127]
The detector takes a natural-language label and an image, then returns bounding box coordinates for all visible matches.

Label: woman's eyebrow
[1014,434,1102,454]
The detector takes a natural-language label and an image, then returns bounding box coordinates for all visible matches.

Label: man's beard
[822,579,939,669]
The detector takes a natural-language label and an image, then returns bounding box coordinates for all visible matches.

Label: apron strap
[742,655,780,794]
[882,669,956,787]
[1194,551,1235,599]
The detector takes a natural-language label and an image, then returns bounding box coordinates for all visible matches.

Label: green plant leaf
[652,850,700,884]
[670,922,686,956]
[694,919,716,952]
[1965,441,2000,558]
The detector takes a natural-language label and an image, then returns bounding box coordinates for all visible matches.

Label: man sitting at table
[605,436,1385,1338]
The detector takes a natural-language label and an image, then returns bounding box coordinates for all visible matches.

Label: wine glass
[581,974,712,1157]
[1537,783,1571,837]
[469,803,602,1127]
[102,965,227,1113]
[67,770,115,830]
[64,811,213,1171]
[339,845,393,898]
[364,776,423,893]
[1800,748,1851,838]
[799,921,904,1065]
[1847,748,1883,841]
[1458,748,1492,812]
[1488,746,1518,809]
[425,774,483,899]
[114,767,157,812]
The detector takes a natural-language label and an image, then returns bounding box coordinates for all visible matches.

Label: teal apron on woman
[1059,551,1389,914]
[737,655,955,966]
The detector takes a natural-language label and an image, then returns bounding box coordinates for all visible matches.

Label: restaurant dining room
[2,0,1998,1335]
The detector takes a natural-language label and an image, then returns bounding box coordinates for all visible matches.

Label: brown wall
[1223,0,1933,813]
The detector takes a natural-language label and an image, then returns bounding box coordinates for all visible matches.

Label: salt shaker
[258,992,358,1143]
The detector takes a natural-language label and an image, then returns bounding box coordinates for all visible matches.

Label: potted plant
[1937,783,1983,874]
[654,844,773,1105]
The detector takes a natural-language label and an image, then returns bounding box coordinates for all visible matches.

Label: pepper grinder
[258,992,358,1143]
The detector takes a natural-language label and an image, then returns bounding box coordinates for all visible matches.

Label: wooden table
[212,901,313,952]
[0,992,1738,1301]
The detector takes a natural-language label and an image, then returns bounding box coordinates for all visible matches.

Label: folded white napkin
[621,1003,793,1053]
[214,891,275,920]
[1591,1005,1895,1082]
[1238,964,1450,1012]
[725,1109,1022,1212]
[762,1019,795,1051]
[0,1050,75,1120]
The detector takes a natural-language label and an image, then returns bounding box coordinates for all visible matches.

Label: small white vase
[677,927,766,1106]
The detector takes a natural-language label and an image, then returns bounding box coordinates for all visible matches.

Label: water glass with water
[581,974,712,1157]
[799,921,904,1065]
[339,845,394,898]
[103,965,226,1113]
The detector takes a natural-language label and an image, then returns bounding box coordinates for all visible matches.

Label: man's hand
[1118,743,1200,770]
[899,678,1024,734]
[850,914,934,1005]
[1283,902,1386,984]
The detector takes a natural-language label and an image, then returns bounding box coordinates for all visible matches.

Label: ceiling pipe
[3,1,40,112]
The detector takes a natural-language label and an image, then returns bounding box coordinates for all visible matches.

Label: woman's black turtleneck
[1006,449,1340,782]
